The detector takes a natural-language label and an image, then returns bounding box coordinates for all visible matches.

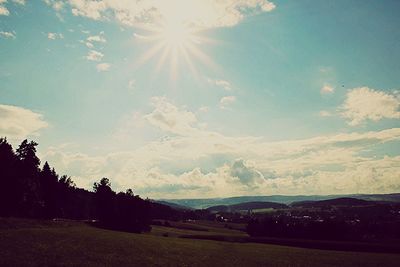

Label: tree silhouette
[0,138,18,216]
[15,139,41,217]
[0,137,160,232]
[93,178,116,226]
[40,162,59,218]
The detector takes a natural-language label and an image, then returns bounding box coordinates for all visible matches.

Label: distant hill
[291,197,375,208]
[207,201,288,213]
[160,193,400,209]
[153,200,193,210]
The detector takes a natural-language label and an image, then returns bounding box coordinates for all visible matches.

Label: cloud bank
[46,0,276,29]
[0,104,48,140]
[41,97,400,198]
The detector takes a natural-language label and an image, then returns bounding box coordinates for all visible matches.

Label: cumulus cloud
[319,110,332,117]
[0,104,48,139]
[87,35,106,43]
[86,50,104,61]
[0,0,9,16]
[96,62,110,71]
[341,87,400,126]
[220,96,236,109]
[0,0,26,16]
[199,106,209,113]
[0,31,16,39]
[320,84,334,94]
[43,134,400,198]
[46,0,275,29]
[207,78,232,91]
[48,33,56,40]
[41,96,400,198]
[230,159,266,187]
[144,97,198,135]
[44,0,65,11]
[47,32,64,40]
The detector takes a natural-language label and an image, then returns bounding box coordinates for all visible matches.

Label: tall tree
[0,138,18,216]
[93,178,115,225]
[40,162,59,218]
[15,139,41,217]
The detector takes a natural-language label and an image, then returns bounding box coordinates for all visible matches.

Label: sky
[0,0,399,199]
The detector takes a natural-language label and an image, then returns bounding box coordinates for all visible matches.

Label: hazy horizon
[1,0,399,199]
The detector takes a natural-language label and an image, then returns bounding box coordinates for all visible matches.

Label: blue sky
[1,0,399,198]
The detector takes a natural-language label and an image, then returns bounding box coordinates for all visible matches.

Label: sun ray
[134,41,166,69]
[155,45,171,73]
[133,17,218,81]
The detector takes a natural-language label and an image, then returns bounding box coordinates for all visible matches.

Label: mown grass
[0,218,399,267]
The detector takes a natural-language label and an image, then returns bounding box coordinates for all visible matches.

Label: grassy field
[0,218,399,267]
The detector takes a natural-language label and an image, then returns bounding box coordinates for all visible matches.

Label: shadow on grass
[179,234,400,254]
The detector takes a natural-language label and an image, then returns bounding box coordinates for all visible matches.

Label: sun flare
[134,19,216,80]
[161,21,192,47]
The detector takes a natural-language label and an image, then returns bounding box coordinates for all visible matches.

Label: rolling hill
[207,201,288,213]
[161,193,400,209]
[291,197,376,208]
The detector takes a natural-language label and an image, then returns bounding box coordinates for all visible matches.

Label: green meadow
[0,218,399,267]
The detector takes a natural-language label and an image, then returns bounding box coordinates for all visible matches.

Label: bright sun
[134,19,216,81]
[161,21,191,47]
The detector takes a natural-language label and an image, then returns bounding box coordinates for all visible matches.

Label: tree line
[246,206,400,241]
[0,137,175,232]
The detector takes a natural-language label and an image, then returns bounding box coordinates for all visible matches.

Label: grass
[0,218,399,267]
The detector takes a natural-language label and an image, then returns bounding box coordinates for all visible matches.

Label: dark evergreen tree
[15,139,41,217]
[0,137,154,231]
[115,189,151,232]
[40,162,59,218]
[0,138,18,216]
[93,178,115,226]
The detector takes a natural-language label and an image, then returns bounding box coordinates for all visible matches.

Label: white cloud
[230,159,266,187]
[87,35,106,43]
[0,1,9,16]
[0,31,16,39]
[133,32,149,40]
[41,97,400,198]
[70,0,106,20]
[48,0,275,29]
[0,0,25,14]
[85,42,94,48]
[319,110,332,117]
[220,95,236,109]
[47,32,64,40]
[199,106,209,113]
[216,80,232,91]
[341,87,400,126]
[53,1,64,11]
[128,79,136,91]
[43,128,400,198]
[144,97,198,136]
[86,50,104,61]
[321,84,334,94]
[96,62,110,71]
[208,78,232,91]
[0,104,48,140]
[44,0,65,11]
[48,33,56,40]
